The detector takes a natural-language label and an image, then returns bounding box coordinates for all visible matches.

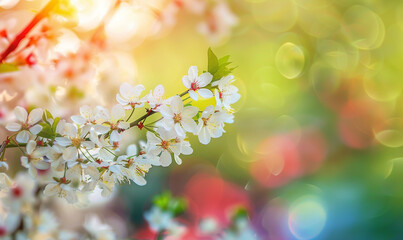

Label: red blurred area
[338,99,385,149]
[250,129,327,188]
[135,169,252,240]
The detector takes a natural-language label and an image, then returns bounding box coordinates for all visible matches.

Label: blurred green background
[121,0,403,239]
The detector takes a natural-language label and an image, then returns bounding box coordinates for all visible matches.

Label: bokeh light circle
[343,5,385,50]
[288,195,326,240]
[316,40,359,71]
[275,42,305,79]
[374,118,403,148]
[363,68,403,102]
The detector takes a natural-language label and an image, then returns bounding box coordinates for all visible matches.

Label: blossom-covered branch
[0,49,240,205]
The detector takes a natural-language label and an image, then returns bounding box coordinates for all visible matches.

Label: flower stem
[126,108,135,122]
[129,90,188,128]
[0,0,59,63]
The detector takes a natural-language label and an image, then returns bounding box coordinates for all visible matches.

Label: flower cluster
[140,192,260,240]
[0,49,240,205]
[0,0,238,118]
[0,172,117,239]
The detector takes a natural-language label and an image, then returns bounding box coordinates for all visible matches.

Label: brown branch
[0,0,59,63]
[129,90,188,128]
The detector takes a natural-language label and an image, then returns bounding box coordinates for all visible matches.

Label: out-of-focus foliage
[124,0,403,239]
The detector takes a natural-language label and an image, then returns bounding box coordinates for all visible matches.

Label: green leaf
[170,198,187,217]
[153,192,172,210]
[38,123,56,139]
[0,63,18,73]
[208,48,219,75]
[52,117,60,131]
[206,49,236,81]
[231,207,249,221]
[218,55,230,65]
[45,110,54,119]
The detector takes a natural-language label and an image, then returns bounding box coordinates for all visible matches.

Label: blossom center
[202,118,209,126]
[161,140,170,150]
[219,91,223,99]
[173,113,182,123]
[190,82,200,91]
[71,138,81,147]
[11,185,23,198]
[0,226,6,236]
[22,122,30,130]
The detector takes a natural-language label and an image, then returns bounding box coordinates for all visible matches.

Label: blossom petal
[182,106,198,118]
[16,130,29,143]
[5,122,21,132]
[63,147,78,161]
[118,121,129,130]
[182,76,191,89]
[170,95,183,114]
[81,141,95,149]
[28,166,37,177]
[188,66,198,80]
[34,160,50,170]
[119,82,133,98]
[132,175,146,186]
[29,124,42,135]
[198,89,213,99]
[111,104,125,122]
[116,94,129,106]
[174,154,182,165]
[153,85,165,97]
[159,150,172,167]
[188,90,198,101]
[174,123,185,137]
[181,119,197,134]
[197,72,213,87]
[14,106,27,123]
[94,125,110,134]
[160,106,174,118]
[71,115,86,125]
[26,140,37,155]
[181,145,193,155]
[27,108,43,125]
[110,130,121,143]
[43,183,59,197]
[147,132,160,145]
[133,84,145,96]
[55,137,72,147]
[198,127,211,144]
[20,156,29,168]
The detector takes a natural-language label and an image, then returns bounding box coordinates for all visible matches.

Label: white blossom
[55,122,94,163]
[84,215,116,240]
[144,206,174,232]
[5,107,43,143]
[20,140,49,177]
[43,182,78,204]
[145,84,169,111]
[146,128,192,167]
[196,106,232,144]
[182,66,213,101]
[212,75,240,111]
[106,104,130,144]
[159,95,198,137]
[116,82,145,110]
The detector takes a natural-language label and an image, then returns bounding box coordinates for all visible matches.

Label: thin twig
[0,0,59,62]
[129,90,188,128]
